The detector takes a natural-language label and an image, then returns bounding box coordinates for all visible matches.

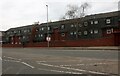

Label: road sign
[46,37,51,42]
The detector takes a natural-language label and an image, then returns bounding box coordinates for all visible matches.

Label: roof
[5,11,119,31]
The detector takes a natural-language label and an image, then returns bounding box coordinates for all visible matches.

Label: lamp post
[46,5,49,47]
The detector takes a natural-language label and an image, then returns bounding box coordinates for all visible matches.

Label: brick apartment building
[2,11,120,47]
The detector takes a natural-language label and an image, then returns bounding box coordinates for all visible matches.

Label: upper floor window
[94,21,98,24]
[14,31,16,33]
[48,26,51,31]
[24,30,27,33]
[61,25,65,29]
[91,21,93,24]
[106,19,111,24]
[84,22,88,26]
[36,29,39,31]
[18,30,21,33]
[79,24,82,27]
[84,31,88,35]
[71,24,74,27]
[41,27,44,31]
[7,32,10,34]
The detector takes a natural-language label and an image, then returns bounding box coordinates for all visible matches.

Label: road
[1,48,119,75]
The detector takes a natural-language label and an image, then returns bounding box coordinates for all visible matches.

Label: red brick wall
[2,35,117,47]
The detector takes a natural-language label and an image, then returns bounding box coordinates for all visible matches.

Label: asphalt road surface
[1,48,120,75]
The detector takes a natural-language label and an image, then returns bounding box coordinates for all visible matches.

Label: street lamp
[46,5,50,47]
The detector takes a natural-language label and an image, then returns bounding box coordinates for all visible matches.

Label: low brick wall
[2,36,116,47]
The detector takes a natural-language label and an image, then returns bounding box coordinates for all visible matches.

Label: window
[107,29,112,34]
[74,32,77,35]
[94,30,98,34]
[23,36,25,39]
[84,22,88,26]
[24,30,27,33]
[41,27,44,31]
[79,24,82,27]
[90,30,93,34]
[91,21,93,24]
[11,42,13,44]
[19,42,21,44]
[61,33,65,37]
[15,42,17,44]
[14,31,16,33]
[61,25,65,29]
[78,32,82,35]
[18,30,21,33]
[38,34,40,37]
[36,29,39,31]
[106,28,113,34]
[84,31,88,35]
[106,19,111,24]
[40,34,43,37]
[70,32,73,35]
[7,32,10,34]
[94,21,98,24]
[71,24,74,27]
[48,26,51,30]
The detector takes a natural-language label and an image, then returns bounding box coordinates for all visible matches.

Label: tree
[60,2,90,20]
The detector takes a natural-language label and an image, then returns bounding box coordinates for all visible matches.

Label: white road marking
[37,62,107,75]
[3,56,21,61]
[3,56,35,69]
[38,68,82,74]
[4,59,20,63]
[21,62,35,69]
[60,62,115,67]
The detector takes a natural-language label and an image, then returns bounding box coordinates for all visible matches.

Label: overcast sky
[0,0,119,31]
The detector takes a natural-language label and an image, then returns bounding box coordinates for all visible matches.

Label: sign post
[46,37,51,47]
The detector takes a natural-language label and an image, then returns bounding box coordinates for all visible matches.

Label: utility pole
[46,5,49,47]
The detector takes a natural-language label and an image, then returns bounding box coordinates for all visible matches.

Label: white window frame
[84,22,88,26]
[78,31,82,35]
[71,24,74,27]
[84,31,88,35]
[70,32,73,35]
[40,34,43,37]
[94,30,99,34]
[91,21,93,24]
[107,29,112,34]
[41,27,44,31]
[61,33,65,37]
[61,25,65,29]
[90,30,93,34]
[106,19,111,24]
[94,21,98,24]
[79,24,82,27]
[74,32,77,35]
[48,27,51,30]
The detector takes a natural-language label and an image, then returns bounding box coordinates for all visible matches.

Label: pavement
[1,48,120,75]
